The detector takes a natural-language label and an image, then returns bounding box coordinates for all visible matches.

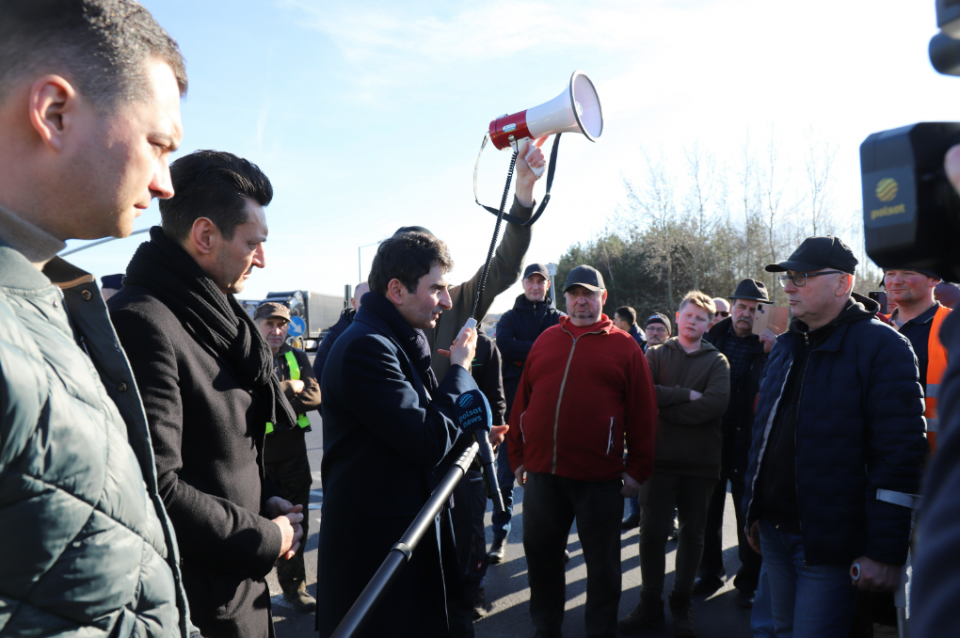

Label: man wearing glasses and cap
[741,237,926,638]
[694,280,772,606]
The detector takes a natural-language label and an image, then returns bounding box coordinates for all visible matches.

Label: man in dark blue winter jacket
[490,262,563,562]
[313,281,368,381]
[614,306,646,348]
[742,236,926,638]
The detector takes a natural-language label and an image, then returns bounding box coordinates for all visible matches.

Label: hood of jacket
[558,313,614,337]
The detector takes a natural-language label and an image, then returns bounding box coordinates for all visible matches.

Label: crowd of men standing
[0,2,953,638]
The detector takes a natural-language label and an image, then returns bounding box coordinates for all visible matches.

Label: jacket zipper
[552,325,605,474]
[746,359,793,526]
[607,417,615,455]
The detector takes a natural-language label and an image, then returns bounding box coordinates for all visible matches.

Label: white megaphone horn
[488,70,603,153]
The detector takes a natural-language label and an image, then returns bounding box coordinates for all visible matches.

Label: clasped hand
[267,496,304,563]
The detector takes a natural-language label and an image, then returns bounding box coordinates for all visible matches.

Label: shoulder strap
[473,133,562,226]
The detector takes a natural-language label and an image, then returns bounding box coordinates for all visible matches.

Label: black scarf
[360,291,439,394]
[123,227,297,429]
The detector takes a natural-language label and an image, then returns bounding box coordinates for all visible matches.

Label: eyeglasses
[717,311,730,318]
[777,271,845,288]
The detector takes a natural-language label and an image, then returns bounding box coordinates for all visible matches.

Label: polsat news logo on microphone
[457,391,485,429]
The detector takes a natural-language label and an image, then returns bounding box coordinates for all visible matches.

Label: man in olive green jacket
[620,291,730,637]
[416,140,546,379]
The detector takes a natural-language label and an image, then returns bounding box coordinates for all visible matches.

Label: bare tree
[803,132,839,237]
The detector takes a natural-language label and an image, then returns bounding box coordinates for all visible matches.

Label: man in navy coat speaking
[316,230,508,637]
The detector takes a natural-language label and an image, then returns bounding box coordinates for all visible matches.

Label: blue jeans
[759,519,857,638]
[627,494,640,518]
[492,440,515,539]
[752,561,776,637]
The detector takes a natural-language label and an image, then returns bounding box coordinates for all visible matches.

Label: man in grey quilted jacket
[0,2,192,636]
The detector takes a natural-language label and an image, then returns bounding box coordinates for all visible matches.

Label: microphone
[453,389,506,513]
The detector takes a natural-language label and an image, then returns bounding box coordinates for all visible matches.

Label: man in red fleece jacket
[508,264,658,638]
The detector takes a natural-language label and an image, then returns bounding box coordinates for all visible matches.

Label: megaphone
[466,70,602,329]
[488,70,603,151]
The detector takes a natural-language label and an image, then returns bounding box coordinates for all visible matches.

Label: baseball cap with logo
[645,312,671,332]
[765,236,858,274]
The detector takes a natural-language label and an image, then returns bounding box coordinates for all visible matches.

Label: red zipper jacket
[507,314,658,483]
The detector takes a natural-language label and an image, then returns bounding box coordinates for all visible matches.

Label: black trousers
[699,475,761,591]
[265,454,313,594]
[523,473,623,638]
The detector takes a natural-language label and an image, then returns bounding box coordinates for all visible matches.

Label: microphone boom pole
[329,443,480,638]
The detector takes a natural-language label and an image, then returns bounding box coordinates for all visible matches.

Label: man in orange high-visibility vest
[885,269,951,453]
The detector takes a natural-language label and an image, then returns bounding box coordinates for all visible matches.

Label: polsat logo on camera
[870,177,906,220]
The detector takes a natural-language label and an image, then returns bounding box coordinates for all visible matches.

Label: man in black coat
[317,231,508,638]
[694,279,773,606]
[110,151,304,638]
[490,262,562,562]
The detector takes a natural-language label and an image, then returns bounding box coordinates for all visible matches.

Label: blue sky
[62,0,960,313]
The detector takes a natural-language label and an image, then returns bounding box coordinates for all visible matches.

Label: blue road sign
[288,316,306,337]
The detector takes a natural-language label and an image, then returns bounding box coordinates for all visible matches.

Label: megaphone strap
[473,133,561,226]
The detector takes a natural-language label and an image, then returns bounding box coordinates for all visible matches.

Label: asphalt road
[267,409,754,638]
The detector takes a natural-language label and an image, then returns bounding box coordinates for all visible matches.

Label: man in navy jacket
[316,231,506,637]
[742,237,926,638]
[491,262,562,562]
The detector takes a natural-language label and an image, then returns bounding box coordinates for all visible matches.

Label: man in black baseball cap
[764,236,858,330]
[694,278,771,605]
[742,236,926,636]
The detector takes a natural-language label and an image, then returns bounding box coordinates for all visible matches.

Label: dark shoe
[489,537,506,564]
[473,586,488,619]
[621,513,640,530]
[736,588,756,608]
[668,592,697,636]
[690,575,723,597]
[283,589,317,614]
[618,593,665,634]
[563,549,571,563]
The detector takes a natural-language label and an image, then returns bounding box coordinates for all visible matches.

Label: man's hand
[621,472,641,497]
[289,379,305,394]
[437,326,478,371]
[514,137,548,207]
[745,521,762,556]
[689,390,703,401]
[759,329,777,354]
[514,464,527,487]
[850,556,901,592]
[267,497,304,562]
[489,425,509,450]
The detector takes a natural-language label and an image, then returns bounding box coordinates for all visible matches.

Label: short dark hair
[615,306,636,326]
[369,232,453,296]
[160,150,273,242]
[0,0,187,110]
